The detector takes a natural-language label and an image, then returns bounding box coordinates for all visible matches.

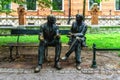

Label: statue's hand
[40,36,44,41]
[68,32,72,35]
[74,33,83,37]
[68,32,74,36]
[68,32,75,37]
[55,35,60,39]
[76,37,81,40]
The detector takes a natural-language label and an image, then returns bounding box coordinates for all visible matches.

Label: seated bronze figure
[61,14,87,70]
[34,15,62,73]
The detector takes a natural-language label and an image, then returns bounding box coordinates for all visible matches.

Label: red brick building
[1,0,120,17]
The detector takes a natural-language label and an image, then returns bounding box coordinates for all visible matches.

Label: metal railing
[0,15,120,26]
[91,43,120,68]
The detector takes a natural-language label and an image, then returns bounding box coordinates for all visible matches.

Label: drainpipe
[83,0,86,21]
[67,0,71,24]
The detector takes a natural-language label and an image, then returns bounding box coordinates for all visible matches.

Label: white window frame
[115,0,120,11]
[51,0,64,11]
[10,3,12,10]
[88,0,101,11]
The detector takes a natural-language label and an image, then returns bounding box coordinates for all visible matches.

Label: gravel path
[0,68,120,80]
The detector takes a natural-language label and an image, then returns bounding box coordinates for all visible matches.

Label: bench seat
[2,43,69,62]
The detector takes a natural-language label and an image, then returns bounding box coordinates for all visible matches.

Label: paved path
[1,48,120,80]
[0,68,120,80]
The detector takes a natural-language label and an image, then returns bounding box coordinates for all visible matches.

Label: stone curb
[0,68,120,74]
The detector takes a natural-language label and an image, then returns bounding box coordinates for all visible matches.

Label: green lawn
[0,33,120,49]
[86,33,120,48]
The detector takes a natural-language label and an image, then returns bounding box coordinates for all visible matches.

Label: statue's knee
[58,41,61,46]
[55,42,61,47]
[40,41,46,46]
[55,39,60,43]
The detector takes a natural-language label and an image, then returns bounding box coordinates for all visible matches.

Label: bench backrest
[11,29,70,35]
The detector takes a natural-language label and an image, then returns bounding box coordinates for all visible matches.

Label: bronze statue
[61,14,87,70]
[34,15,62,73]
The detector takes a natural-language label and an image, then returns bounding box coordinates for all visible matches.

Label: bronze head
[76,14,83,23]
[47,15,56,24]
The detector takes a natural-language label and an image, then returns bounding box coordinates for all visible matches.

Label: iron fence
[0,15,120,26]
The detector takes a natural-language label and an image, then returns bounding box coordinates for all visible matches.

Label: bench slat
[2,43,69,47]
[11,29,40,35]
[3,43,39,47]
[11,29,70,35]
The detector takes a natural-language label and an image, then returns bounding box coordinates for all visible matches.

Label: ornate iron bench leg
[9,46,14,62]
[44,47,48,61]
[16,46,19,58]
[16,35,20,57]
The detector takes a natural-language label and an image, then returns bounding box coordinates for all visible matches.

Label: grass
[1,33,120,49]
[86,33,120,48]
[0,35,39,45]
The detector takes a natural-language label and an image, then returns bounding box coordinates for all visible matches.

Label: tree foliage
[0,0,13,13]
[95,0,109,3]
[0,0,25,13]
[37,0,51,8]
[12,0,25,4]
[0,0,52,13]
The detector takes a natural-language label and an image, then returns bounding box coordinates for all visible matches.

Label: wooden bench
[2,29,70,61]
[3,43,69,61]
[3,43,39,61]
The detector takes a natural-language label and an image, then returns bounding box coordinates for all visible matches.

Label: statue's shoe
[76,64,81,70]
[54,62,62,70]
[61,56,68,61]
[34,65,42,73]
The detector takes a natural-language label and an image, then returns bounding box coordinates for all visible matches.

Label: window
[4,4,11,10]
[52,0,63,10]
[26,0,36,10]
[1,3,11,10]
[116,0,120,10]
[89,0,100,10]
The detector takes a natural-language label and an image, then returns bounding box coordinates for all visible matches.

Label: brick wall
[1,0,120,17]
